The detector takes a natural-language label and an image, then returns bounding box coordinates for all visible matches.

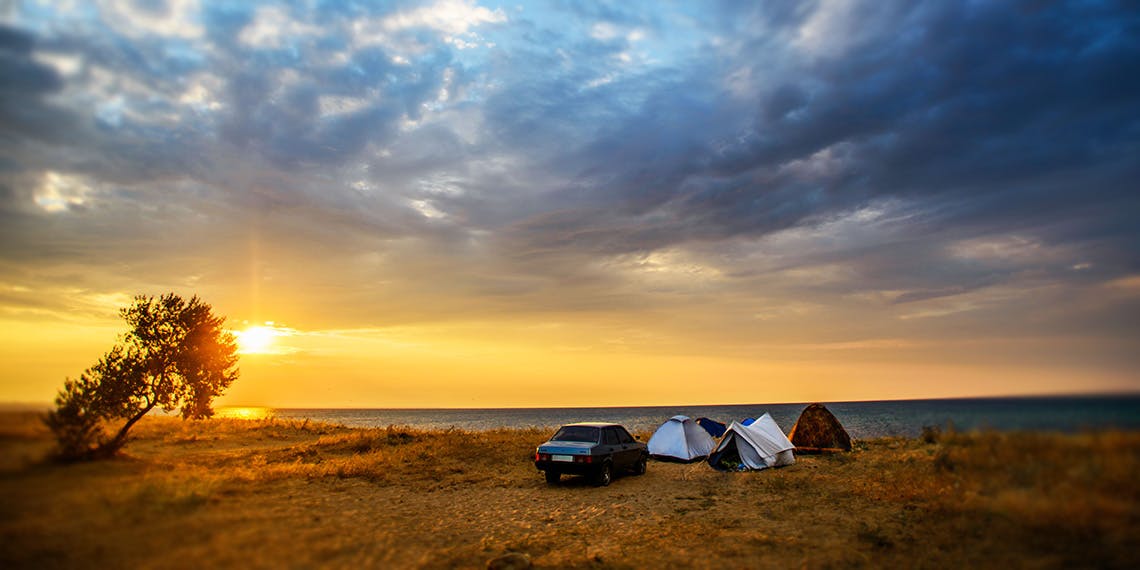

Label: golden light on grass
[4,414,1138,567]
[234,325,277,355]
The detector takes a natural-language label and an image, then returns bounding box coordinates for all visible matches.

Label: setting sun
[235,325,277,355]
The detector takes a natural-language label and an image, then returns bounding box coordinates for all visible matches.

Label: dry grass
[1,413,1138,569]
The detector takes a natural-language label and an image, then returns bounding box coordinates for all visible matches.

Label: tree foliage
[45,293,240,460]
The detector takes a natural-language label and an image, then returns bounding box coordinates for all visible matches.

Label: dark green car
[534,423,648,486]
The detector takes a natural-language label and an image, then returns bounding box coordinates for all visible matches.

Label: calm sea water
[229,395,1140,439]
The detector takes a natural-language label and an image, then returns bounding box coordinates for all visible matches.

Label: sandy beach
[1,412,1137,569]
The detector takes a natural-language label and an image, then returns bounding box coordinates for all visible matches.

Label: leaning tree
[45,293,240,460]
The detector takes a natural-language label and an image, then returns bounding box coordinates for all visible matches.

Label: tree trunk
[96,402,156,457]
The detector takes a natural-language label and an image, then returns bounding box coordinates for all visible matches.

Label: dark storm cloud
[486,0,1139,301]
[706,4,1127,233]
[0,26,59,91]
[0,24,84,147]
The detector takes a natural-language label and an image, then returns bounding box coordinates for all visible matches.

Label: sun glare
[236,325,277,354]
[216,407,275,420]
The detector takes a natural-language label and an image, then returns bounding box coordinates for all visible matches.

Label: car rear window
[551,426,600,443]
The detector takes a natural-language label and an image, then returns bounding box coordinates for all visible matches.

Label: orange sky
[2,276,1137,408]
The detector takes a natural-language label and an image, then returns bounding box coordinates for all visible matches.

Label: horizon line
[6,389,1139,413]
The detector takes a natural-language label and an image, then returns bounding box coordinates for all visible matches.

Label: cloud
[0,0,1135,346]
[0,24,80,146]
[238,5,322,49]
[479,1,1139,294]
[382,0,506,36]
[96,0,204,40]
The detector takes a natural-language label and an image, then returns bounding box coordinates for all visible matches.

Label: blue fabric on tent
[696,417,726,438]
[741,417,756,426]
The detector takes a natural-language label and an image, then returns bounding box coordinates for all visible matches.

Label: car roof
[560,422,622,428]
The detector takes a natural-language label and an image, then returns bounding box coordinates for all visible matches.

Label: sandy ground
[1,413,1138,569]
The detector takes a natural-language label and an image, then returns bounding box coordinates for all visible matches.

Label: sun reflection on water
[216,407,276,420]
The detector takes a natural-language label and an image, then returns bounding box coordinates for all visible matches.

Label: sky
[1,0,1138,408]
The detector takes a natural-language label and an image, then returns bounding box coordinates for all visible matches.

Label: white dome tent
[647,415,716,462]
[707,413,796,471]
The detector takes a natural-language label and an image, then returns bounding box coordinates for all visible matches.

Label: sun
[235,325,277,354]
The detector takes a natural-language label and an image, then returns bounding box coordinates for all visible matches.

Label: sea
[222,394,1140,439]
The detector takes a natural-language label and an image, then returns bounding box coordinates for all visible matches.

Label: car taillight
[574,455,593,464]
[536,452,551,461]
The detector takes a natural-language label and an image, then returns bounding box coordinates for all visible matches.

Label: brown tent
[788,403,852,453]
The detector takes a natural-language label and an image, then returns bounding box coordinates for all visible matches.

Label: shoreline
[224,395,1140,437]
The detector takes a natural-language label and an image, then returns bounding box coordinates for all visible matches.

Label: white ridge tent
[647,415,716,462]
[707,413,796,471]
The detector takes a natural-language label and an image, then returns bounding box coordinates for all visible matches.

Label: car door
[602,427,625,468]
[614,426,639,467]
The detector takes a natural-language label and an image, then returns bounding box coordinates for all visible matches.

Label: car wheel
[633,455,647,475]
[594,462,612,487]
[545,470,560,485]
